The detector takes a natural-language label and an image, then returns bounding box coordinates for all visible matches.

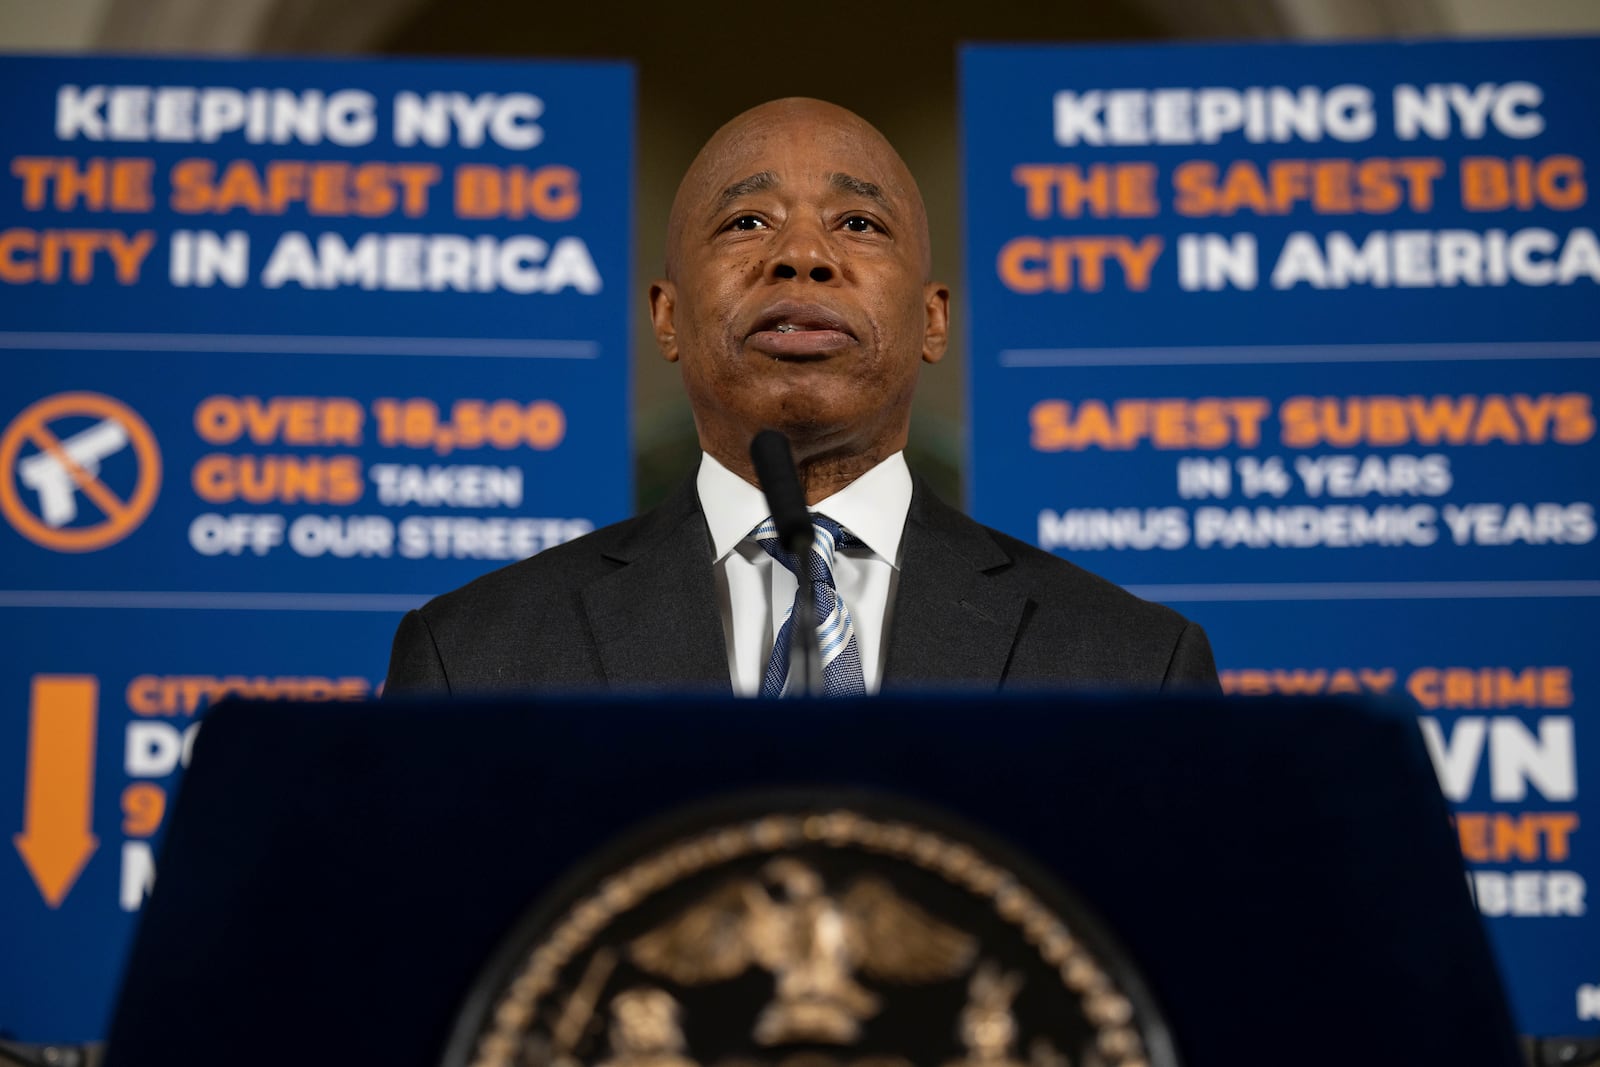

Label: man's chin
[749,404,887,457]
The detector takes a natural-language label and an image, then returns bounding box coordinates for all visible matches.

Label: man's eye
[729,215,766,231]
[842,216,878,233]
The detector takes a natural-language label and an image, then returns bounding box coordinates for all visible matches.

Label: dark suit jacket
[384,476,1218,696]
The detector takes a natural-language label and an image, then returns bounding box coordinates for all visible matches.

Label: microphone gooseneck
[749,430,823,697]
[749,430,811,555]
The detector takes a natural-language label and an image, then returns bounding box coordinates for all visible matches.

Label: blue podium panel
[104,695,1522,1067]
[0,55,634,1042]
[962,38,1599,1036]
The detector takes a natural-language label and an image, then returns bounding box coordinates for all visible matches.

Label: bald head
[647,96,950,502]
[665,98,932,281]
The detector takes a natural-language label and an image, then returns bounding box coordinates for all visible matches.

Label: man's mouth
[747,303,857,357]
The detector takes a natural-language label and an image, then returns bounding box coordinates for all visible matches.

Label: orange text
[1173,157,1445,217]
[998,236,1162,293]
[169,159,440,216]
[1279,394,1595,448]
[1031,397,1270,451]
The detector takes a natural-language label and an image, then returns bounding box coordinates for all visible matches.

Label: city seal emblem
[442,798,1177,1067]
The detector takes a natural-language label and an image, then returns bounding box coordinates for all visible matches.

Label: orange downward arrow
[13,674,99,908]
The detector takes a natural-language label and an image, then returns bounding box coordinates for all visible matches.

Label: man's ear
[921,281,950,365]
[649,280,679,363]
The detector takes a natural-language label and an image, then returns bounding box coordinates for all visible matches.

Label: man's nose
[766,222,840,284]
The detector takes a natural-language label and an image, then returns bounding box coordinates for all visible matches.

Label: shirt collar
[696,450,912,568]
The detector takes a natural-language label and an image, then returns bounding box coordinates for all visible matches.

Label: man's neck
[697,450,911,568]
[712,445,899,505]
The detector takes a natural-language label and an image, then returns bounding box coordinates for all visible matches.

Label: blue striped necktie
[750,514,867,698]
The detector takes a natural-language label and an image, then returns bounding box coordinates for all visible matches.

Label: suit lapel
[884,481,1028,689]
[581,473,1021,691]
[581,478,732,690]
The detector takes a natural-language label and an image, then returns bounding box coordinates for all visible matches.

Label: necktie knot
[749,514,860,582]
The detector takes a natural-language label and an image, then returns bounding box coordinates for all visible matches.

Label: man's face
[651,100,949,472]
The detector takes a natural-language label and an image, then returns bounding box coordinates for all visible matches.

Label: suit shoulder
[976,523,1217,689]
[982,522,1191,628]
[412,509,648,628]
[910,484,1197,641]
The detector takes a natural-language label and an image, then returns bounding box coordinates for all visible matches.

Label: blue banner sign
[963,38,1599,1036]
[0,55,633,1042]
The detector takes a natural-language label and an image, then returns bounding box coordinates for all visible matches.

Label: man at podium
[384,98,1218,697]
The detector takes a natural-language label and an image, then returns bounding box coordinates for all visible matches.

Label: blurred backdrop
[6,0,1598,506]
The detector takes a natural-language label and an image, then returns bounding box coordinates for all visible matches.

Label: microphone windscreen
[749,430,812,551]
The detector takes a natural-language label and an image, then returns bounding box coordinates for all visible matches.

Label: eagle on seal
[629,858,977,1045]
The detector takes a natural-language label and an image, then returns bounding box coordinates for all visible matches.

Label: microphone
[749,430,823,697]
[749,430,811,554]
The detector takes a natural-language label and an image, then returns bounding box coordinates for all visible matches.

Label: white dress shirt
[697,451,912,696]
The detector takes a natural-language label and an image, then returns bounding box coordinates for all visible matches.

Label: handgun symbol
[18,419,130,527]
